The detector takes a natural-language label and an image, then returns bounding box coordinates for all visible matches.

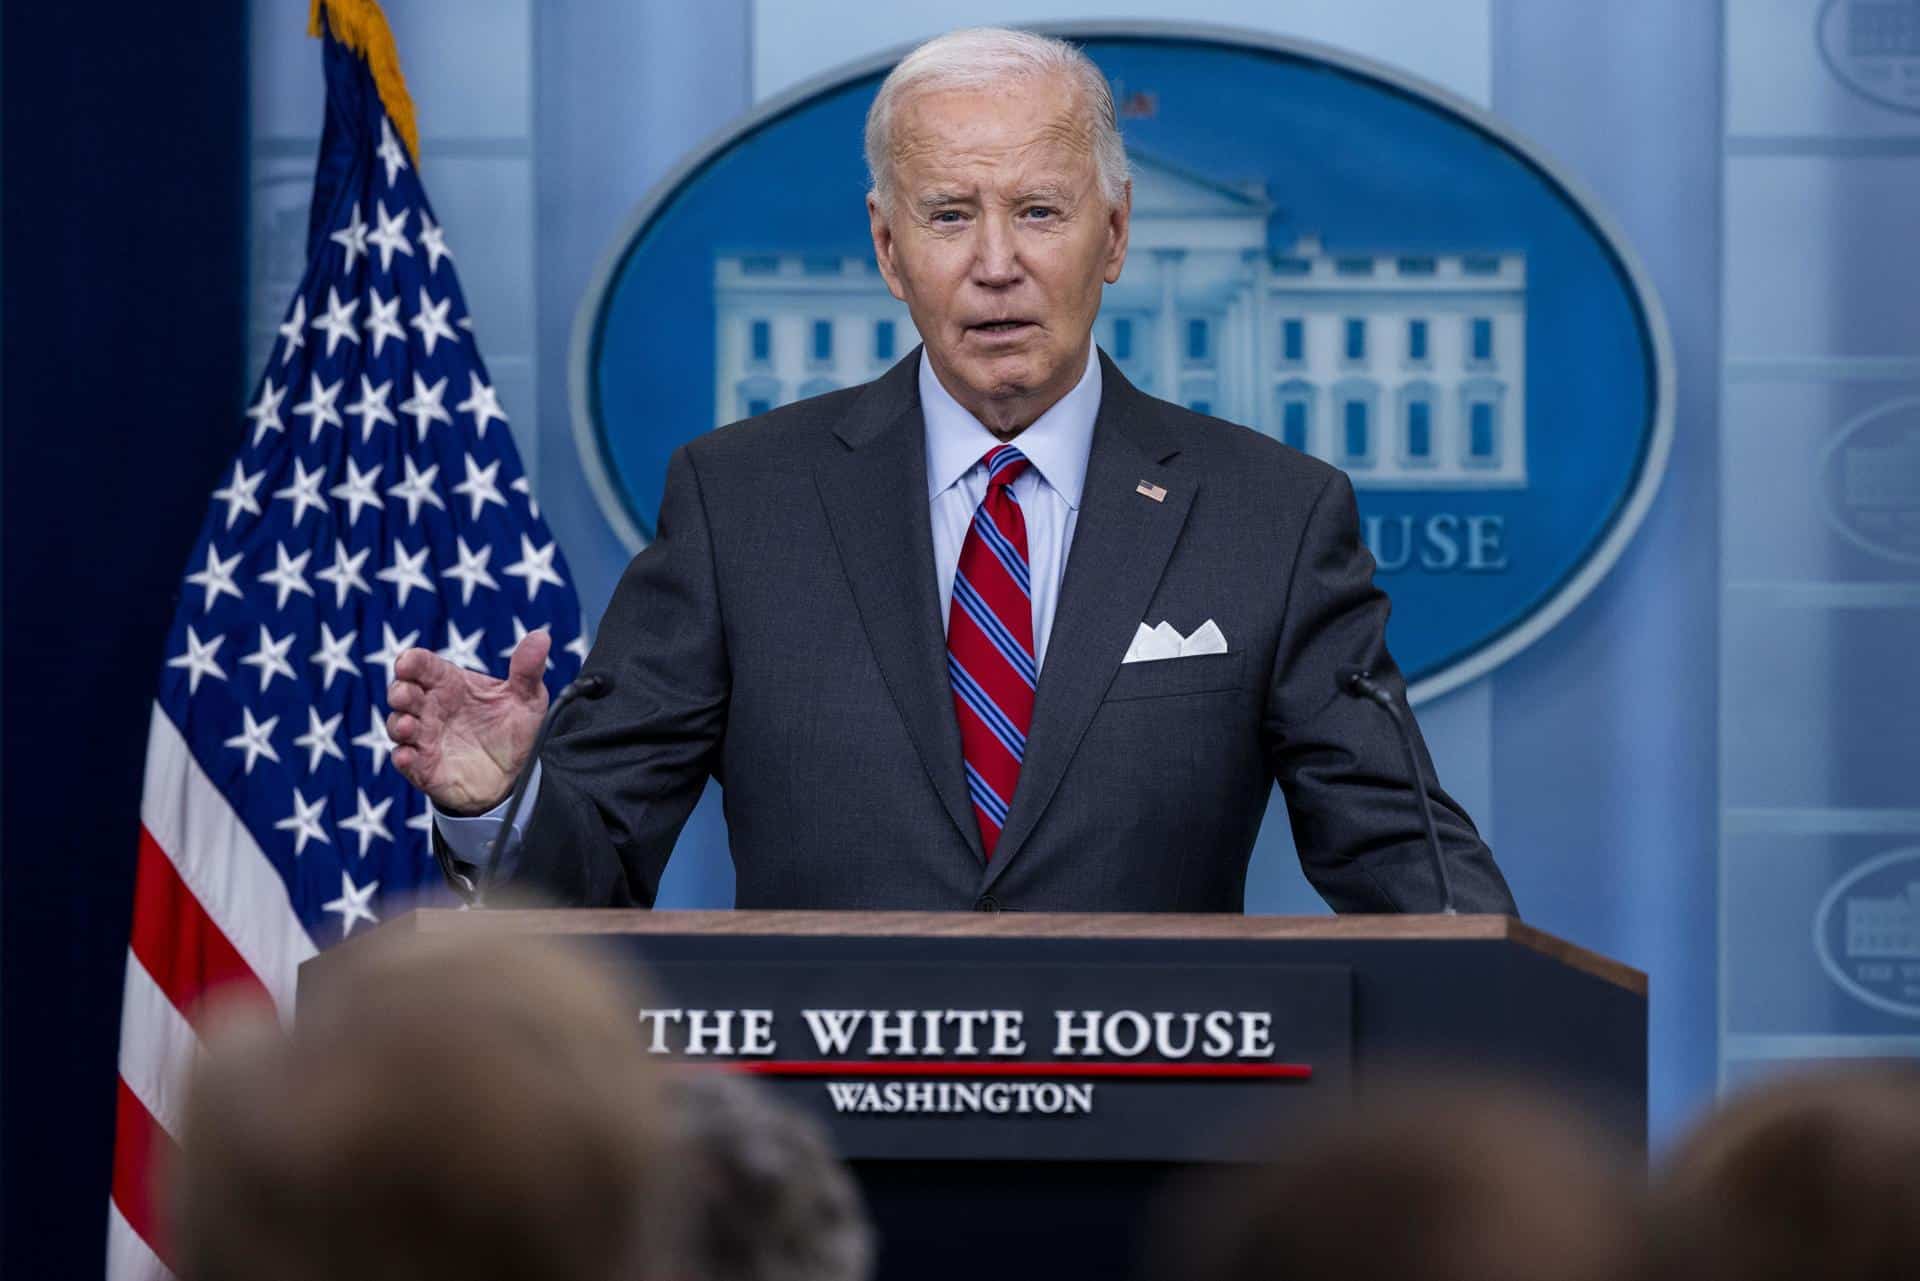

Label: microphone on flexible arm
[432,672,615,908]
[1334,666,1458,915]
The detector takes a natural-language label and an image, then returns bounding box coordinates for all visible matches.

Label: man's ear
[868,193,907,303]
[1103,180,1133,285]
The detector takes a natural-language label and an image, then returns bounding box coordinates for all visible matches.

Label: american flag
[107,10,584,1276]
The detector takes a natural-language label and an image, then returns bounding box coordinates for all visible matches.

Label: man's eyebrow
[914,190,973,210]
[1009,185,1073,204]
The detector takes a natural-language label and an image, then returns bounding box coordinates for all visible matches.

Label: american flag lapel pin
[1136,479,1168,503]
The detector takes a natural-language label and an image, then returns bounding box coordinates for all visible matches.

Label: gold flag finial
[308,0,421,166]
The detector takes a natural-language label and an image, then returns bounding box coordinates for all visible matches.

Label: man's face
[869,74,1131,436]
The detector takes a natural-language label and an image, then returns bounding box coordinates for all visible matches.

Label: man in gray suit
[386,27,1515,916]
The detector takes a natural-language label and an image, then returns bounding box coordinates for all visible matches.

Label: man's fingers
[388,678,423,714]
[387,710,420,744]
[506,630,553,701]
[390,745,434,796]
[394,646,450,687]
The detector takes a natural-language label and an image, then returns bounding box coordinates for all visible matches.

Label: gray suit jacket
[495,349,1516,915]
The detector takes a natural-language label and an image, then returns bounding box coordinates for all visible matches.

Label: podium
[302,912,1644,1280]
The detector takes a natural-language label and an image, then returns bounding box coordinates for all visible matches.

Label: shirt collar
[921,345,1101,509]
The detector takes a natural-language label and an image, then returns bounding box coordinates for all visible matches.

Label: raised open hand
[387,630,551,816]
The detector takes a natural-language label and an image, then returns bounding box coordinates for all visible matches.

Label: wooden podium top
[372,910,1646,997]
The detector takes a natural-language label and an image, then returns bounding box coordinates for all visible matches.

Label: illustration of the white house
[1847,882,1920,959]
[713,152,1527,489]
[1843,1,1920,59]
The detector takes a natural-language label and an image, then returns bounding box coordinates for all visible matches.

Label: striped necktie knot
[982,444,1030,489]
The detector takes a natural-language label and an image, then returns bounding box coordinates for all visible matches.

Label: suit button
[974,895,1000,913]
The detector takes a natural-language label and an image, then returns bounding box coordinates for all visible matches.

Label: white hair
[864,27,1131,214]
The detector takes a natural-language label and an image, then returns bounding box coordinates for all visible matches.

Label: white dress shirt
[435,346,1104,866]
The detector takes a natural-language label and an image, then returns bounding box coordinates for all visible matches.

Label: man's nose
[971,216,1022,288]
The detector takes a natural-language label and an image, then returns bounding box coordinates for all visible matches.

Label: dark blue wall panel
[2,3,249,1273]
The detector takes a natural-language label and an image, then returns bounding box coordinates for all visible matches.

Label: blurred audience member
[1652,1063,1920,1281]
[170,930,672,1281]
[1152,1083,1647,1281]
[668,1071,875,1281]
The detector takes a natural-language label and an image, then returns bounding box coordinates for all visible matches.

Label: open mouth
[971,320,1034,336]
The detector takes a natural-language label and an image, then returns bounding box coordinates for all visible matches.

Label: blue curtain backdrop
[1,3,250,1277]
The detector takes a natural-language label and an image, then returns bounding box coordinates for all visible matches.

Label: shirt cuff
[429,762,541,867]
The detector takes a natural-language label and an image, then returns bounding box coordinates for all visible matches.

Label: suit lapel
[814,353,986,863]
[982,356,1195,891]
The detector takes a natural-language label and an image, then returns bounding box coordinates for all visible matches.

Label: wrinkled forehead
[890,76,1100,197]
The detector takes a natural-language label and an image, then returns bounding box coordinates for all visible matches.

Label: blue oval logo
[1819,395,1920,566]
[572,27,1671,701]
[1818,0,1920,116]
[1815,845,1920,1020]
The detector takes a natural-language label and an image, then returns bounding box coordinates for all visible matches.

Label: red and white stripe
[107,706,318,1280]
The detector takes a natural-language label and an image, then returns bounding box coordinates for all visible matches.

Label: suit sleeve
[490,446,730,906]
[1261,470,1518,915]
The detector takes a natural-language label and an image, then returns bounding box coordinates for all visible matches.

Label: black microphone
[435,672,615,908]
[1334,666,1458,915]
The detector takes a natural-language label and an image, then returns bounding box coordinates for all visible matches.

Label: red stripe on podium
[697,1060,1313,1080]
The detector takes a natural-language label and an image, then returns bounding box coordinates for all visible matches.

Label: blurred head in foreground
[1157,1082,1647,1281]
[668,1071,875,1281]
[1652,1064,1920,1281]
[170,930,670,1281]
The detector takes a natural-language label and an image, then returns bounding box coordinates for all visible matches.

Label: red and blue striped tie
[948,444,1037,860]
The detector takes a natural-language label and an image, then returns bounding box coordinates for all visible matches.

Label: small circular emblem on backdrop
[1818,0,1920,116]
[573,26,1672,703]
[1820,397,1920,565]
[1815,845,1920,1020]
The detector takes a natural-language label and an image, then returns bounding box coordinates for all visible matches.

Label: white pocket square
[1123,618,1229,663]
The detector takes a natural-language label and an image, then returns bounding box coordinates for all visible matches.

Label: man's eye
[930,211,964,225]
[1024,207,1058,220]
